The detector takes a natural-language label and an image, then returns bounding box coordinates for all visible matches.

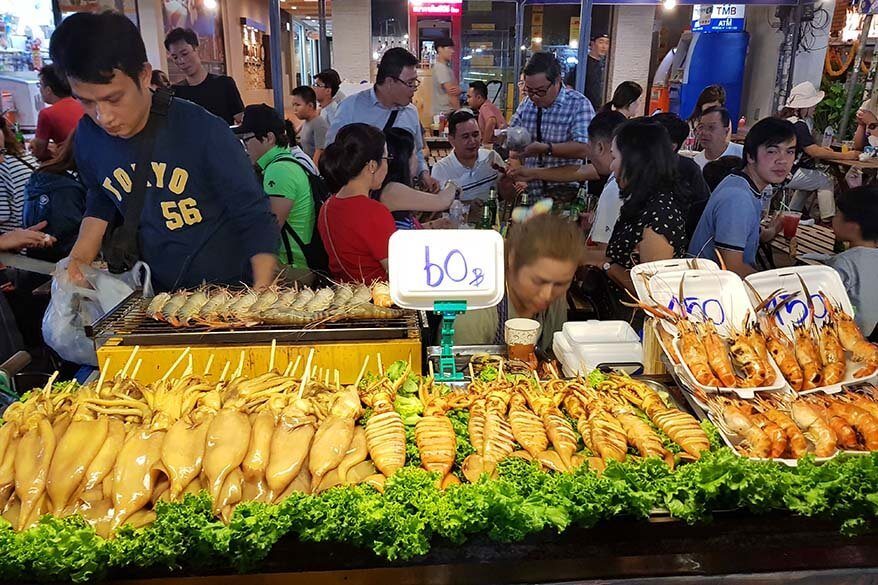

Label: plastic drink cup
[781,211,801,239]
[505,318,541,369]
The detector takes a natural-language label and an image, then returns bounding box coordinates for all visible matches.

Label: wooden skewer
[283,362,294,377]
[335,370,340,389]
[131,359,143,381]
[377,353,384,376]
[234,350,245,379]
[203,354,215,376]
[428,360,435,379]
[182,354,194,377]
[298,348,315,399]
[161,347,191,382]
[288,355,302,379]
[268,339,277,373]
[96,358,110,395]
[468,363,476,382]
[43,370,60,394]
[219,360,231,382]
[354,355,370,388]
[119,346,139,378]
[324,369,330,386]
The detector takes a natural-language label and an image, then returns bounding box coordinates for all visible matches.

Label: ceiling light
[373,51,380,59]
[569,39,578,49]
[663,0,677,9]
[203,0,217,9]
[533,36,542,44]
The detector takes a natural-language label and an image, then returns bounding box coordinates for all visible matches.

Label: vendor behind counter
[452,213,585,352]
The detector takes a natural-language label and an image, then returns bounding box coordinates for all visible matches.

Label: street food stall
[2,232,878,584]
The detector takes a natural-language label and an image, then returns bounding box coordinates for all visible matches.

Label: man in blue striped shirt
[508,52,594,199]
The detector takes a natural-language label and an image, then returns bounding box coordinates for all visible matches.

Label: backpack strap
[265,153,317,267]
[105,88,173,274]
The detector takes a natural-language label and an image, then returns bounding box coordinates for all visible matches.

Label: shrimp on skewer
[786,399,838,457]
[706,396,772,458]
[821,293,878,378]
[754,398,809,459]
[748,286,804,391]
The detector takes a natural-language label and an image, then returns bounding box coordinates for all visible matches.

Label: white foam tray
[631,258,720,303]
[745,265,878,395]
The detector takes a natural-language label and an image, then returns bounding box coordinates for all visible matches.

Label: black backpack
[264,154,330,275]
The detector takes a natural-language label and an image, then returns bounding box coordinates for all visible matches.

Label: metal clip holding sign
[388,230,505,382]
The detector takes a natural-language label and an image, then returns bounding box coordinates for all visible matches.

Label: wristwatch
[601,261,612,273]
[545,143,553,156]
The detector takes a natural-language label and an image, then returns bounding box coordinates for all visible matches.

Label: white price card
[388,229,505,310]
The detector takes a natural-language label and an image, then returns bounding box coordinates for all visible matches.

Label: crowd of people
[0,9,876,368]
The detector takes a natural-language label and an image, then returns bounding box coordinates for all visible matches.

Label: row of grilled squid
[462,372,711,480]
[0,354,708,540]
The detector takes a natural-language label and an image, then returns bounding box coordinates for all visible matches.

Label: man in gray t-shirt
[292,85,328,165]
[432,37,460,116]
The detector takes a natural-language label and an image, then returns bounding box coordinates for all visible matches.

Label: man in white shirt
[313,69,346,127]
[583,112,628,245]
[694,106,743,169]
[431,110,518,201]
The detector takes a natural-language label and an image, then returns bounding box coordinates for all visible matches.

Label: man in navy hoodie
[49,12,278,292]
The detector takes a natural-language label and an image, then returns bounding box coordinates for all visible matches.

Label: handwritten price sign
[388,230,505,310]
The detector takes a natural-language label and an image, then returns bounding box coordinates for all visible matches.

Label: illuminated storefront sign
[410,0,463,15]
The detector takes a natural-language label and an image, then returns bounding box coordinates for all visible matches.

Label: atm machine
[667,4,749,131]
[409,0,463,126]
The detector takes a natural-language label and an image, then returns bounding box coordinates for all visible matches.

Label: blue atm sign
[692,4,746,32]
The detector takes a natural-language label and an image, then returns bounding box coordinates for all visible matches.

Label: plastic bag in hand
[41,258,152,366]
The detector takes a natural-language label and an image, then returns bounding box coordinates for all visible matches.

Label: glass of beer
[505,318,541,369]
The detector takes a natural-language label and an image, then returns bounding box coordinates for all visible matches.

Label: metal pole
[784,1,804,102]
[839,13,873,140]
[318,0,330,70]
[575,0,593,96]
[269,0,284,118]
[513,0,524,110]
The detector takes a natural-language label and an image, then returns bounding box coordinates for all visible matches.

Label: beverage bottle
[519,191,531,209]
[822,126,836,148]
[486,186,499,229]
[568,184,588,222]
[479,202,492,229]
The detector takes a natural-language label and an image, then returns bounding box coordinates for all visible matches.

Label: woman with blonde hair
[453,212,584,352]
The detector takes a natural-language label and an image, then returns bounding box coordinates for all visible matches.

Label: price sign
[388,229,504,310]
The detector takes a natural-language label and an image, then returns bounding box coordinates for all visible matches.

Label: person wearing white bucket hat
[779,81,860,222]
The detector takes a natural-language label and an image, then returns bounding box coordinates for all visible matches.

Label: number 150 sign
[388,230,505,310]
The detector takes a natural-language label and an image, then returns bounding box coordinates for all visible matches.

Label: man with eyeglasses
[313,69,346,128]
[508,51,594,201]
[327,47,441,193]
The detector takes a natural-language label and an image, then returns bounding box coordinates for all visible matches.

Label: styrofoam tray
[641,270,790,397]
[573,341,643,374]
[745,265,878,395]
[562,320,639,344]
[631,258,720,303]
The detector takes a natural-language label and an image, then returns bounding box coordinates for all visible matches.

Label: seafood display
[147,282,404,328]
[0,356,711,537]
[700,387,878,460]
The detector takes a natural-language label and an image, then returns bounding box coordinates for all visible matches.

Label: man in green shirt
[236,104,317,284]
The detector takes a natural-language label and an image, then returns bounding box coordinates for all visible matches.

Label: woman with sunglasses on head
[318,123,397,283]
[377,127,456,229]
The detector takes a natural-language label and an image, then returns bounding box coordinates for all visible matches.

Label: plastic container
[573,342,643,374]
[631,258,720,303]
[745,266,878,395]
[561,320,639,345]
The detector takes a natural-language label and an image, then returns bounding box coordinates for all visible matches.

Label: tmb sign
[692,4,746,32]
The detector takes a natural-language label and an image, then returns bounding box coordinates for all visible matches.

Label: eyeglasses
[868,123,878,131]
[314,82,328,89]
[238,133,256,142]
[390,76,421,89]
[382,155,395,161]
[524,83,554,97]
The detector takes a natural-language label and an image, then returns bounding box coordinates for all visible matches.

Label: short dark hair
[651,112,689,151]
[742,117,796,165]
[588,110,627,143]
[164,27,198,50]
[314,68,341,97]
[448,109,477,137]
[689,84,726,122]
[524,52,562,84]
[469,80,488,100]
[319,123,386,193]
[292,85,318,108]
[837,185,878,240]
[50,11,148,85]
[702,155,744,192]
[601,81,642,114]
[613,119,681,222]
[376,47,419,85]
[39,63,72,98]
[383,127,416,188]
[700,106,731,129]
